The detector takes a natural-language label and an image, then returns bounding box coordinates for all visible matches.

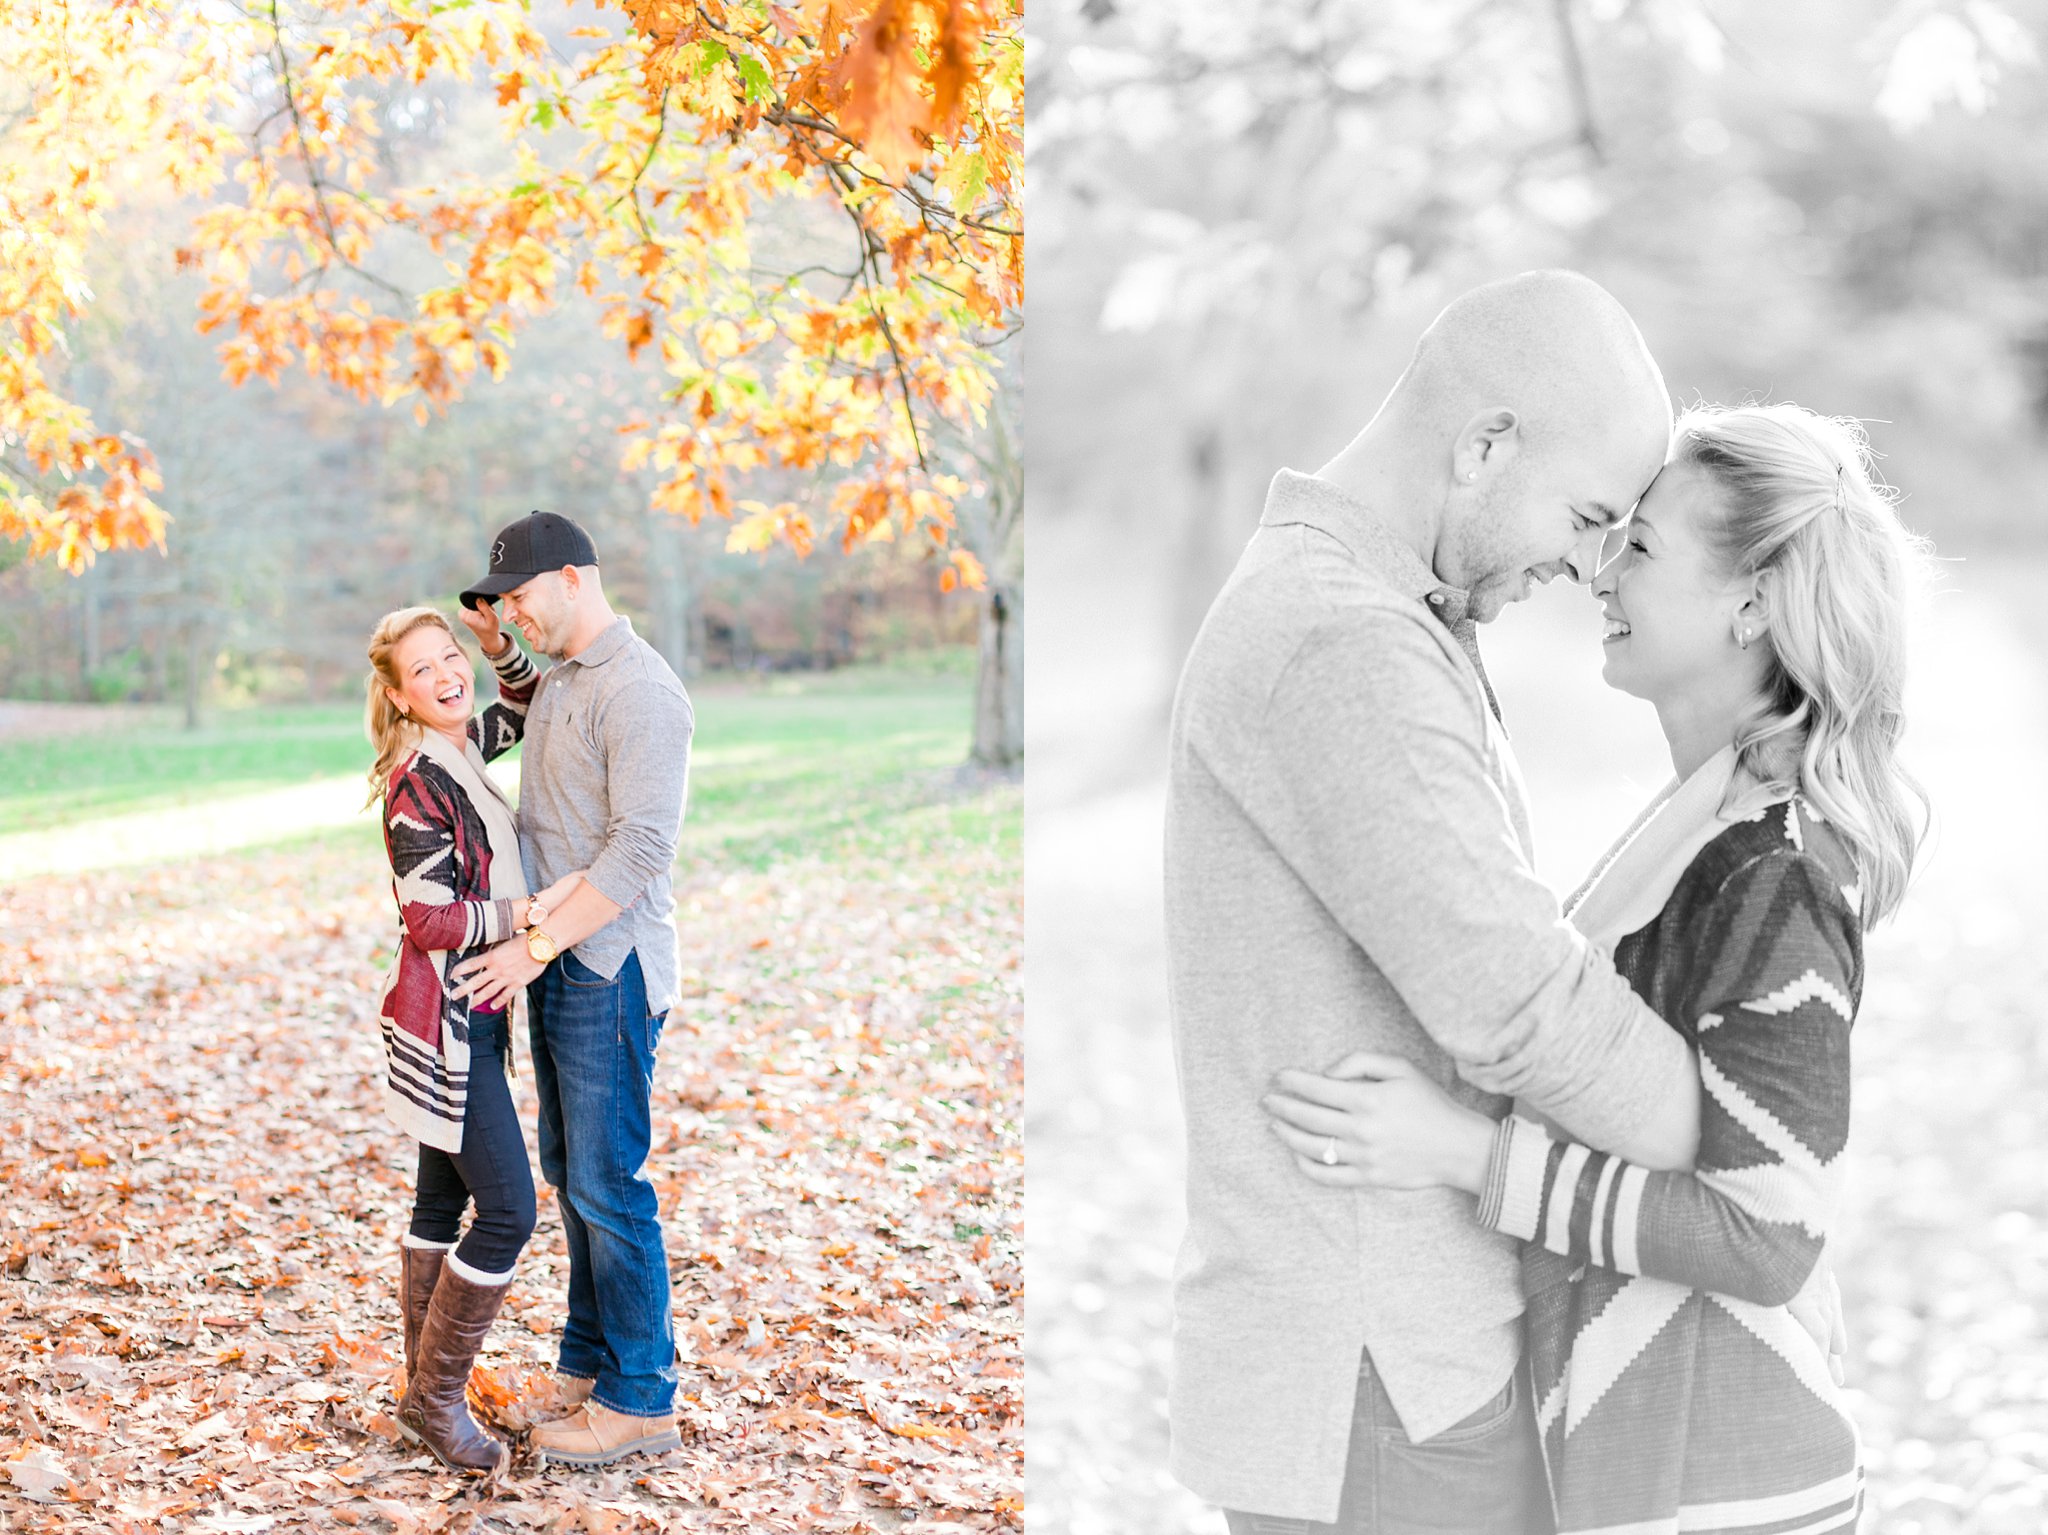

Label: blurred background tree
[1028,3,2048,1532]
[1033,0,2048,766]
[0,0,1022,757]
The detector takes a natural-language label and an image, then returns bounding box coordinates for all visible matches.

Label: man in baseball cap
[447,505,695,1467]
[459,510,600,612]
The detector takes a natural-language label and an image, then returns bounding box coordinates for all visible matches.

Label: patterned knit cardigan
[1476,797,1865,1535]
[377,643,538,1153]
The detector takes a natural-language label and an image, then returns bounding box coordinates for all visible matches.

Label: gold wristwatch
[526,927,559,963]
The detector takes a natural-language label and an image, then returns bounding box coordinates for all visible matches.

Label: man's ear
[559,565,582,599]
[1454,408,1520,485]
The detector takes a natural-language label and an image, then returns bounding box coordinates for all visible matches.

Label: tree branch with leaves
[0,0,1021,579]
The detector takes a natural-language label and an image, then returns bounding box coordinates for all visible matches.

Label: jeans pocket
[1374,1373,1540,1534]
[1428,1373,1518,1445]
[559,950,612,990]
[1223,1514,1316,1535]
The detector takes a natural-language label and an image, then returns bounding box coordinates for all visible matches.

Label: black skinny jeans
[408,1011,537,1274]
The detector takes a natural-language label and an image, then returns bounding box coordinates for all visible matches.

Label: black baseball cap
[460,511,600,610]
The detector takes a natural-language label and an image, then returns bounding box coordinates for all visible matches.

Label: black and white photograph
[1030,3,2048,1533]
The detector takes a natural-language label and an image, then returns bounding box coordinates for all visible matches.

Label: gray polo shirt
[1164,470,1694,1521]
[517,615,692,1015]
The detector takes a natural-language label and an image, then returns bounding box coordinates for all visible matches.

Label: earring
[1465,471,1477,482]
[1738,626,1752,649]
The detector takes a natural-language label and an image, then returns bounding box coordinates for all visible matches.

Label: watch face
[528,930,557,962]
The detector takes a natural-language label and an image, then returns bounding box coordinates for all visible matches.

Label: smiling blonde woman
[364,603,584,1475]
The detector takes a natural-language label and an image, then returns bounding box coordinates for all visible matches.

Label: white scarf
[1564,745,1741,956]
[410,725,529,905]
[1512,746,1741,1166]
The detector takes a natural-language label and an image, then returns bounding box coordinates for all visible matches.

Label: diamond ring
[1321,1137,1340,1167]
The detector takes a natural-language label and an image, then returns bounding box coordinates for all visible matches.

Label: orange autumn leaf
[624,309,657,362]
[927,0,978,124]
[949,546,987,591]
[835,0,927,179]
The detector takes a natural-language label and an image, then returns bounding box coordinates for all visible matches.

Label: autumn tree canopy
[0,0,1020,585]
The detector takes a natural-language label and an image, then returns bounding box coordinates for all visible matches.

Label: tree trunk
[645,512,692,678]
[1169,420,1231,683]
[688,582,709,668]
[148,617,169,702]
[971,581,1022,768]
[182,616,208,730]
[81,569,102,699]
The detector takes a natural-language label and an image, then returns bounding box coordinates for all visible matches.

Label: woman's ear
[1731,572,1770,651]
[385,684,410,718]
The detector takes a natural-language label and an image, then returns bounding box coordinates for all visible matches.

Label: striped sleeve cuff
[489,643,537,689]
[1477,1115,1554,1242]
[1477,1114,1655,1276]
[483,897,516,946]
[462,897,518,948]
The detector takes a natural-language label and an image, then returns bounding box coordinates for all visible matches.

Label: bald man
[1163,272,1698,1532]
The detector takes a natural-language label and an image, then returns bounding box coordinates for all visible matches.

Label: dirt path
[0,702,177,740]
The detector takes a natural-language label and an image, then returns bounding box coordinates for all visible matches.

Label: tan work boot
[537,1373,595,1421]
[530,1400,681,1467]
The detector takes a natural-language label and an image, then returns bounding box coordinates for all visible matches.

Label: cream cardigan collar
[1564,745,1741,955]
[409,723,528,903]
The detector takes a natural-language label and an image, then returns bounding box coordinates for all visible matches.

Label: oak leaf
[5,1446,73,1502]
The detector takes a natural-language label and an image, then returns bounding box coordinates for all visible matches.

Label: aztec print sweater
[1476,797,1865,1535]
[377,641,538,1153]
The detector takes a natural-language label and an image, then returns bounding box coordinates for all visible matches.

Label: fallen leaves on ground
[0,784,1020,1532]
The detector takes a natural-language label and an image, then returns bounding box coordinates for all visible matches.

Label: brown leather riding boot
[397,1261,511,1475]
[398,1240,451,1384]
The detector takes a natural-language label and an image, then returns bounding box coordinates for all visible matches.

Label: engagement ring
[1321,1137,1339,1167]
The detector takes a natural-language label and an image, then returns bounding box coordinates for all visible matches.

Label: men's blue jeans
[1224,1349,1552,1535]
[528,948,678,1418]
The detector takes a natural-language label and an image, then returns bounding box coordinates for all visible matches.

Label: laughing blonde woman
[364,602,584,1475]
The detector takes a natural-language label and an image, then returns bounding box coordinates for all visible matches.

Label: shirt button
[1428,593,1446,605]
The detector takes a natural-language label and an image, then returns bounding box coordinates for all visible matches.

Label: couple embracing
[1166,272,1925,1533]
[362,511,692,1475]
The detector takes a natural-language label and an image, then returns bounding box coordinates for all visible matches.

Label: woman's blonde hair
[365,606,459,808]
[1673,402,1931,925]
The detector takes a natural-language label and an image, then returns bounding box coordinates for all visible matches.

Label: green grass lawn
[0,655,1008,870]
[682,667,1000,870]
